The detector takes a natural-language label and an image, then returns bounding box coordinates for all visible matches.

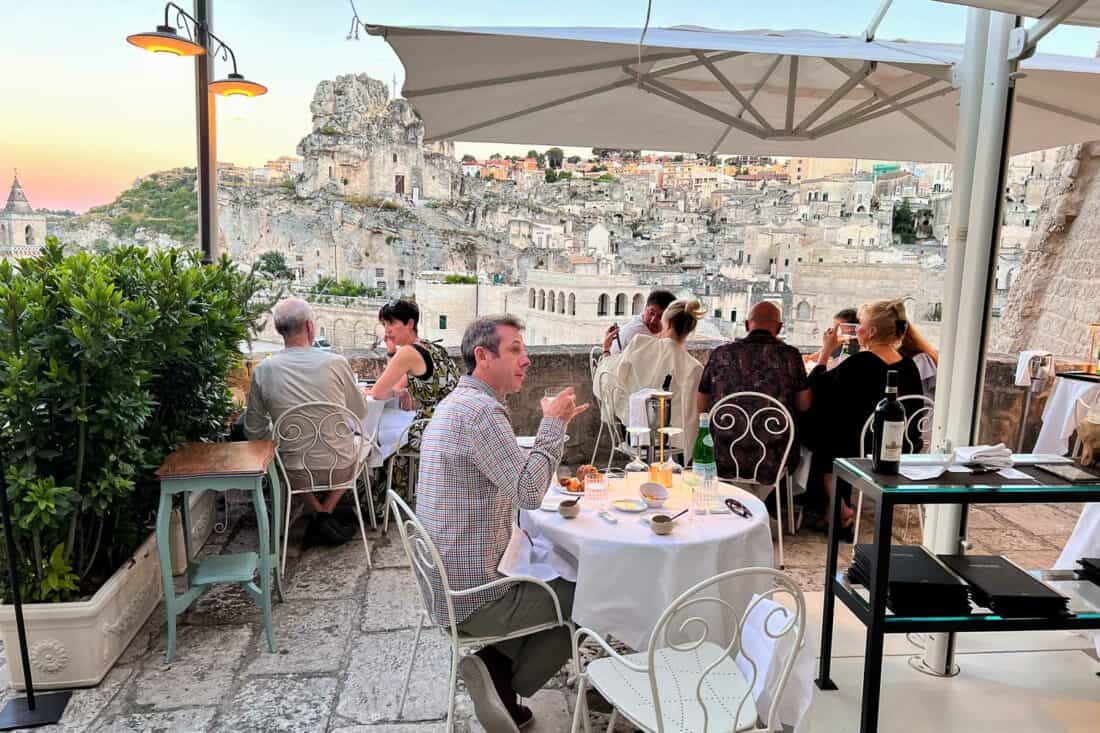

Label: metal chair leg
[571,675,590,733]
[382,455,397,534]
[590,419,605,466]
[398,614,425,718]
[606,708,619,732]
[280,488,295,576]
[446,643,459,732]
[362,469,377,530]
[774,485,785,570]
[350,483,372,569]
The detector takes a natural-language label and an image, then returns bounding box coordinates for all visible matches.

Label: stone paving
[0,496,1082,732]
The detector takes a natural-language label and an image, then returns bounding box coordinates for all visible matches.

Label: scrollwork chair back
[646,567,805,733]
[708,392,795,487]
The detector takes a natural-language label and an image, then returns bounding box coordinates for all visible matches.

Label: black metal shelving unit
[814,457,1100,733]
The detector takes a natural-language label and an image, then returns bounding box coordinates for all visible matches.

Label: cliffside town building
[0,174,47,260]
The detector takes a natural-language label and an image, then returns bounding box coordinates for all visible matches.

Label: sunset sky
[3,1,1098,212]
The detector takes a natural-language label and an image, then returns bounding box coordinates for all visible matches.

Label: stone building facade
[0,175,47,259]
[295,74,457,202]
[993,143,1100,360]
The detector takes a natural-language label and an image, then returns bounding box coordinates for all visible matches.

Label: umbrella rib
[817,62,952,148]
[1016,95,1100,128]
[423,51,740,142]
[785,57,799,132]
[424,77,637,142]
[809,77,943,136]
[817,84,957,135]
[633,72,770,139]
[403,51,689,97]
[693,51,775,133]
[793,61,874,135]
[743,54,786,115]
[709,125,734,155]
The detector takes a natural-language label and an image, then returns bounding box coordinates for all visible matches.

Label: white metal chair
[387,491,571,732]
[272,401,377,574]
[856,394,935,548]
[708,393,796,569]
[381,417,430,533]
[590,346,607,465]
[571,567,805,733]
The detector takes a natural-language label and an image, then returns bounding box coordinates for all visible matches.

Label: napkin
[954,443,1013,468]
[497,515,578,582]
[627,388,658,446]
[1015,350,1054,387]
[735,594,814,728]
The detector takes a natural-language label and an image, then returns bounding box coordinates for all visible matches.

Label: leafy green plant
[256,251,293,280]
[443,274,477,284]
[0,239,266,602]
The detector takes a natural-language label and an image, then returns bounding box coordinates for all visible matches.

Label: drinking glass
[585,472,608,512]
[681,469,702,519]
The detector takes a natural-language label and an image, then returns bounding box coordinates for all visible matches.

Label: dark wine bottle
[872,370,905,474]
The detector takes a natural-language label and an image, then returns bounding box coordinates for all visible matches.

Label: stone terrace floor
[0,496,1083,732]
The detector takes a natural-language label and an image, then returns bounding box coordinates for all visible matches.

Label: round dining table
[520,478,773,651]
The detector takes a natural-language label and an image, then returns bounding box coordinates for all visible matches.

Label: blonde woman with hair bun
[593,299,706,452]
[800,298,924,537]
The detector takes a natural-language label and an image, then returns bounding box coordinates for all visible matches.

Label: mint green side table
[154,441,284,663]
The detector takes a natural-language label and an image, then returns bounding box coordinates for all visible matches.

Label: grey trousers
[457,578,576,697]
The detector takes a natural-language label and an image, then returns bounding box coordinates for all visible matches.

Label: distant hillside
[74,169,198,243]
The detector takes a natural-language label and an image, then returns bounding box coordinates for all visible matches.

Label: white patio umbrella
[367,24,1100,162]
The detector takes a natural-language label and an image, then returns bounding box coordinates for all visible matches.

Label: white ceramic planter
[0,490,217,689]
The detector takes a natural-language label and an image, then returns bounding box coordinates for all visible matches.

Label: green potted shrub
[0,239,267,688]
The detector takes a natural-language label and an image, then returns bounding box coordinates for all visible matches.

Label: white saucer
[611,498,647,513]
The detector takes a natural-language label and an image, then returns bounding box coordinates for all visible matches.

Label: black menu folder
[847,544,971,616]
[1076,557,1100,585]
[939,555,1069,618]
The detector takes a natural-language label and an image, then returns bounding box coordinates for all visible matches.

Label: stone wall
[280,345,1062,464]
[993,143,1100,359]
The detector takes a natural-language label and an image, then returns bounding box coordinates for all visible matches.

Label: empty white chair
[708,393,796,569]
[856,394,935,547]
[387,491,572,732]
[381,416,430,533]
[272,401,376,574]
[571,567,805,732]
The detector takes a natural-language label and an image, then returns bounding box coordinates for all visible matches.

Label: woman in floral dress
[371,300,461,499]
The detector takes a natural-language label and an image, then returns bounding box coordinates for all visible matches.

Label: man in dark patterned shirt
[417,315,588,732]
[696,302,810,487]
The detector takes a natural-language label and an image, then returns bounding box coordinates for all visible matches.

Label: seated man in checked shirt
[417,315,589,732]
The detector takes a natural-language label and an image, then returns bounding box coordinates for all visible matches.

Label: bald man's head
[746,301,783,336]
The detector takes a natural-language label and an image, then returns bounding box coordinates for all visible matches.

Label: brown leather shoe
[458,655,519,733]
[512,703,535,729]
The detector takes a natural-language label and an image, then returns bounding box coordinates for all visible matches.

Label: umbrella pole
[922,9,1019,677]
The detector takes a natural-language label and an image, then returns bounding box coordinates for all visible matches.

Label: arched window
[597,293,609,317]
[538,289,546,311]
[614,293,627,316]
[631,293,644,315]
[796,301,811,320]
[547,291,556,312]
[568,293,576,315]
[24,225,34,246]
[529,288,536,308]
[558,291,566,314]
[0,224,6,243]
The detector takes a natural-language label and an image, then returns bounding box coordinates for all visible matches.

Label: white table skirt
[1056,502,1100,657]
[1034,377,1100,455]
[521,480,774,650]
[360,401,416,468]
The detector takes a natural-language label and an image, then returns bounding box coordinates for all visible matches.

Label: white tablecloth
[360,400,416,468]
[1034,377,1100,455]
[520,479,773,650]
[1056,502,1100,657]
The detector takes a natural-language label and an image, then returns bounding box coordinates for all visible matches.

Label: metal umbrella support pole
[923,9,1022,678]
[0,479,71,729]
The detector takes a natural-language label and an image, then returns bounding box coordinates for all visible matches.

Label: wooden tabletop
[156,440,275,479]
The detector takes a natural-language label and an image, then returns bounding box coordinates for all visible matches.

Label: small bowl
[558,499,581,519]
[649,514,675,535]
[639,482,669,509]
